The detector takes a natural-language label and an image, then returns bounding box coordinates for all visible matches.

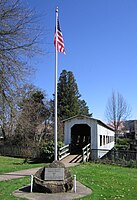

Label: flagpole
[54,6,58,161]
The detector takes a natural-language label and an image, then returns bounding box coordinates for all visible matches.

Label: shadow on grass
[12,162,25,165]
[25,158,50,164]
[12,157,51,165]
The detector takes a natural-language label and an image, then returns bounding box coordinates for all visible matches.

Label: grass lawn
[0,156,46,200]
[0,177,29,200]
[71,162,137,200]
[0,156,45,174]
[0,156,137,199]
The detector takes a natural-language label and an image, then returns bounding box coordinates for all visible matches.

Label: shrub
[39,141,64,162]
[126,160,137,168]
[115,144,129,150]
[116,138,131,145]
[116,138,131,150]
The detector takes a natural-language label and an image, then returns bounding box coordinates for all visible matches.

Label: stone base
[13,181,92,200]
[33,160,73,193]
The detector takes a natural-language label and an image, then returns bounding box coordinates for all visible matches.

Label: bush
[39,141,64,162]
[115,144,129,150]
[116,138,131,145]
[116,138,131,150]
[126,160,137,168]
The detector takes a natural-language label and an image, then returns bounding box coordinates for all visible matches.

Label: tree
[0,84,36,138]
[14,89,51,146]
[105,91,131,141]
[57,70,80,119]
[0,0,41,134]
[78,99,92,117]
[57,69,91,120]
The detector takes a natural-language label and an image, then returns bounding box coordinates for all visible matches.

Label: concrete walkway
[13,181,91,200]
[0,157,79,182]
[0,167,41,182]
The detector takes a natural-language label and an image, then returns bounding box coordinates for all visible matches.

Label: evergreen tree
[78,99,92,117]
[57,70,91,120]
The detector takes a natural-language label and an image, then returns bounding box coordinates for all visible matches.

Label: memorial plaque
[44,168,64,181]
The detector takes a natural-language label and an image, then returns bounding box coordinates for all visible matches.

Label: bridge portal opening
[71,124,90,153]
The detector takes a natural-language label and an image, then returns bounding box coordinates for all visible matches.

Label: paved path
[0,156,79,182]
[13,181,92,200]
[0,167,41,181]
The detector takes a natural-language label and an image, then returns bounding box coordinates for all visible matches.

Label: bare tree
[0,0,41,132]
[105,91,131,141]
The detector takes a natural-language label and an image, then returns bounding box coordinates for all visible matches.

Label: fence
[0,144,39,158]
[58,144,70,160]
[82,143,90,162]
[91,148,137,164]
[106,149,137,161]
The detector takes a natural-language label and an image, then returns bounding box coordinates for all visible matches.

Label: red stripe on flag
[54,20,65,54]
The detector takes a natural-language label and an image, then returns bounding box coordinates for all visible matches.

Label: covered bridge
[63,115,115,159]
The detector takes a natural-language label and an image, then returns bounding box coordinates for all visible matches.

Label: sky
[26,0,137,122]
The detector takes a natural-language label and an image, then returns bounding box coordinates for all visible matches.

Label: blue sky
[27,0,137,122]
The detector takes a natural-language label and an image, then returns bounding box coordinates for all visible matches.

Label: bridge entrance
[71,124,90,153]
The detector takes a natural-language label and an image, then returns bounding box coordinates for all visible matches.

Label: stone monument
[33,160,73,193]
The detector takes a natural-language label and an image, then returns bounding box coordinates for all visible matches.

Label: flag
[54,19,65,54]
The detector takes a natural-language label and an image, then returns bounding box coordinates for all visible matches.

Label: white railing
[58,144,70,160]
[82,143,91,162]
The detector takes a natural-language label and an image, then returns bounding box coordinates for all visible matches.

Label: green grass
[0,177,29,200]
[0,156,137,199]
[0,156,45,174]
[0,156,46,200]
[71,162,137,200]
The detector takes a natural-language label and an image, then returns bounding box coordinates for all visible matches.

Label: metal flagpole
[54,7,58,161]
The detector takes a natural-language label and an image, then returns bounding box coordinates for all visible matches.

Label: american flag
[54,19,65,54]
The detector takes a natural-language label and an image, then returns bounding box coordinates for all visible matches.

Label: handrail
[82,143,90,163]
[58,144,70,160]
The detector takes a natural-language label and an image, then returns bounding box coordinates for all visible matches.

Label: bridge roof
[63,115,114,131]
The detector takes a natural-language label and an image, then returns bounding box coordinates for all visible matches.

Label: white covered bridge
[59,115,115,162]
